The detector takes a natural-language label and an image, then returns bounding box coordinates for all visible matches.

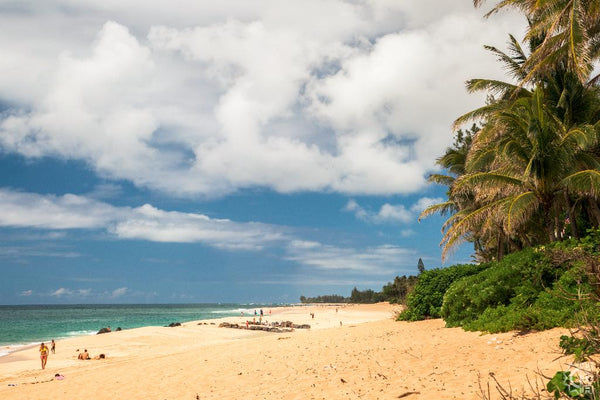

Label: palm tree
[420,125,504,261]
[422,37,534,261]
[425,32,600,261]
[473,0,600,84]
[453,85,598,241]
[424,125,475,218]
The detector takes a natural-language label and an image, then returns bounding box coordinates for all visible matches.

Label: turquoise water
[0,303,278,355]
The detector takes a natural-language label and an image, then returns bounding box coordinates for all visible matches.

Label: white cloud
[51,287,92,297]
[0,246,80,259]
[0,188,127,230]
[20,290,33,296]
[0,188,419,272]
[343,200,368,220]
[288,240,322,250]
[344,197,442,224]
[111,287,128,298]
[410,196,444,213]
[0,188,288,251]
[0,1,526,197]
[377,204,413,224]
[49,286,131,299]
[400,229,415,238]
[114,204,288,250]
[286,241,415,274]
[87,183,124,200]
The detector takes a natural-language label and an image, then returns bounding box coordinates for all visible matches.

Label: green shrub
[401,230,600,332]
[398,263,489,321]
[441,248,556,329]
[450,260,595,332]
[559,335,599,363]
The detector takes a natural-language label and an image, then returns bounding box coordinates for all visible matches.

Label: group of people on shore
[39,339,104,369]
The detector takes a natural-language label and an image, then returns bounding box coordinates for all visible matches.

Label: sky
[0,0,526,304]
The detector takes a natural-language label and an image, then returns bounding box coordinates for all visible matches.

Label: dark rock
[248,325,264,331]
[272,321,295,328]
[166,322,182,327]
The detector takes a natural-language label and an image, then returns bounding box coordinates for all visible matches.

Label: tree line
[299,259,424,304]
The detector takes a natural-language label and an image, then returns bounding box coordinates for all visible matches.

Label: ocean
[0,303,280,356]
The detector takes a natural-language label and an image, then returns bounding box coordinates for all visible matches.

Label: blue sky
[0,1,524,304]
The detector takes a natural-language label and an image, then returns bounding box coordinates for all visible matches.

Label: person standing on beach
[39,342,49,369]
[51,339,56,354]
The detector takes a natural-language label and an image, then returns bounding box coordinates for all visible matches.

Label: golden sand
[0,303,573,399]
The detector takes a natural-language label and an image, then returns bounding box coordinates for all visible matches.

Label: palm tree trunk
[569,211,579,239]
[563,193,579,239]
[587,198,600,228]
[568,208,580,240]
[496,229,505,261]
[544,201,556,242]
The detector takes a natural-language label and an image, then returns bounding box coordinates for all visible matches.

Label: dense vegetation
[398,263,489,321]
[400,233,599,333]
[379,274,419,304]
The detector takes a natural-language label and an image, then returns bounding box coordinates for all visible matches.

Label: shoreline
[0,303,298,354]
[0,302,366,355]
[0,303,396,369]
[0,302,573,399]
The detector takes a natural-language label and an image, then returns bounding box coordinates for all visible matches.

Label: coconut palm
[424,0,600,260]
[422,37,534,260]
[442,78,600,260]
[420,125,505,261]
[425,29,600,260]
[473,0,600,84]
[423,125,475,218]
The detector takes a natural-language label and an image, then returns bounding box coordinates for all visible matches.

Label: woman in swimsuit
[39,342,49,369]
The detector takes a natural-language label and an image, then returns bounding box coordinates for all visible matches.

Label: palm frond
[504,191,538,233]
[453,101,509,130]
[466,78,522,97]
[567,0,592,82]
[453,172,523,197]
[562,169,600,197]
[484,44,526,80]
[427,173,455,186]
[441,197,510,260]
[418,201,457,221]
[561,125,598,150]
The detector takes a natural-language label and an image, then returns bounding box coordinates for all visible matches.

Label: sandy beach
[0,303,574,399]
